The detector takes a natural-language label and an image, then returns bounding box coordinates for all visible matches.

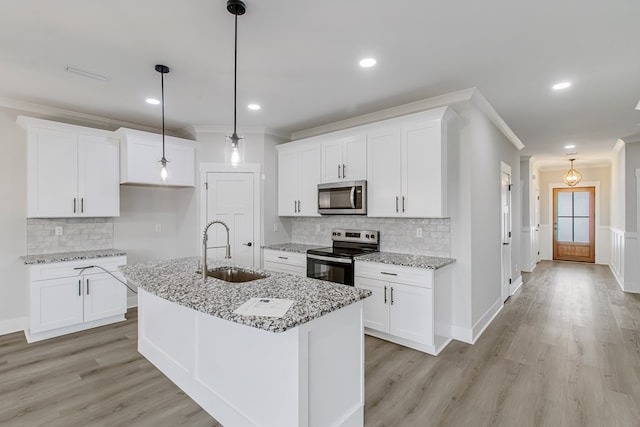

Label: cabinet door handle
[343,164,346,178]
[402,196,405,213]
[73,198,77,214]
[380,271,398,276]
[384,285,387,304]
[78,279,82,296]
[297,200,301,213]
[338,164,341,179]
[395,196,399,213]
[86,278,90,295]
[294,200,297,213]
[390,287,394,305]
[81,197,84,214]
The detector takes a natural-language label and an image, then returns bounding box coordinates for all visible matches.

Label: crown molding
[187,124,290,140]
[468,90,524,151]
[0,96,167,134]
[291,88,475,140]
[289,88,525,151]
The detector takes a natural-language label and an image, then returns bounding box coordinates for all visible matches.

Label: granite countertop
[355,251,455,270]
[262,243,323,254]
[120,257,371,333]
[22,248,127,265]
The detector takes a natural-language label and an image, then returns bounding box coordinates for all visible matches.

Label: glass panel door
[553,187,595,263]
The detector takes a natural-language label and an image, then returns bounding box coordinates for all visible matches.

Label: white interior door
[501,163,512,302]
[206,172,255,268]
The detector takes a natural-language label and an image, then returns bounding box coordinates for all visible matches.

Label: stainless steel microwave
[318,180,367,215]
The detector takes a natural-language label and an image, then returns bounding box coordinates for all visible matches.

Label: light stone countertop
[355,251,455,270]
[120,257,371,333]
[22,248,127,265]
[262,243,324,254]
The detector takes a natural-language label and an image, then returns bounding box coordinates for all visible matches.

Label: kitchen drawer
[28,256,127,282]
[263,250,306,267]
[355,261,433,288]
[264,261,306,277]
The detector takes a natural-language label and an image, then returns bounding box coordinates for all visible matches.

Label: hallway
[365,260,640,426]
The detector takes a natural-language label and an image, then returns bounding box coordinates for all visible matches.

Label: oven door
[306,254,354,286]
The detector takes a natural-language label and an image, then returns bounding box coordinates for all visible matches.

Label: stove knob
[366,234,370,238]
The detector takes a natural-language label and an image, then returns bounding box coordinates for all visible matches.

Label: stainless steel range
[306,228,380,286]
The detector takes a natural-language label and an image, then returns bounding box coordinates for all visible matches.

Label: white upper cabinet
[116,128,195,187]
[367,107,456,218]
[320,132,367,183]
[277,141,321,216]
[18,116,120,218]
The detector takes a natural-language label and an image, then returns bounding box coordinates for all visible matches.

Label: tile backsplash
[26,218,114,255]
[291,216,450,257]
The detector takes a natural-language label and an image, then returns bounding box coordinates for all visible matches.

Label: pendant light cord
[161,71,166,160]
[233,11,238,137]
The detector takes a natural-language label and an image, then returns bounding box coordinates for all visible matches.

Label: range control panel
[331,228,379,244]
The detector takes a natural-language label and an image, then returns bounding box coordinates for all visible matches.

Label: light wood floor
[2,261,640,426]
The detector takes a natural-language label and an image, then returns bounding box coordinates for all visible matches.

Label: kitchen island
[120,258,371,427]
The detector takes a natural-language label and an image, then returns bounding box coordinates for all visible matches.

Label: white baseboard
[521,261,537,273]
[451,297,503,345]
[0,316,28,336]
[470,298,503,344]
[127,294,138,308]
[609,263,624,291]
[510,275,523,295]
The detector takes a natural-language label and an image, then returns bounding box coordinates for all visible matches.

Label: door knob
[242,242,253,247]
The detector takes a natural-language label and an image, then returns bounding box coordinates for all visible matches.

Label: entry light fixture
[226,0,246,167]
[247,103,261,111]
[155,64,170,181]
[563,158,582,187]
[564,144,576,149]
[146,98,160,105]
[359,58,376,68]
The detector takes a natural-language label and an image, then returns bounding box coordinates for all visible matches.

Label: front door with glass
[553,187,595,263]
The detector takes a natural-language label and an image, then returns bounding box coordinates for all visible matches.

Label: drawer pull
[277,256,289,260]
[380,271,397,276]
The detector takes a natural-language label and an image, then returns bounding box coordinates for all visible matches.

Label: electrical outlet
[416,227,423,238]
[155,223,162,233]
[55,226,63,236]
[316,224,321,232]
[273,223,279,232]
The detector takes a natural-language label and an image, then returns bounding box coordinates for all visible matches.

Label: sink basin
[204,268,267,283]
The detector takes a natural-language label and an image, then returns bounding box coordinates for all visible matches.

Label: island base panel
[138,289,364,427]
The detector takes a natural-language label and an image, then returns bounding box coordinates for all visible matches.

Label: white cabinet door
[355,276,389,333]
[298,145,321,216]
[27,128,78,217]
[389,283,434,346]
[342,134,367,181]
[321,138,343,183]
[402,118,443,217]
[30,277,84,333]
[78,135,120,217]
[83,273,127,322]
[367,126,402,217]
[278,149,300,215]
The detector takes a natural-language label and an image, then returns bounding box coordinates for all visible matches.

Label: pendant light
[155,64,170,181]
[563,158,582,187]
[226,0,246,166]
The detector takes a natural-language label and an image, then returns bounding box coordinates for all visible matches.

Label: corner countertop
[120,257,371,333]
[262,243,323,254]
[22,248,127,265]
[355,251,455,270]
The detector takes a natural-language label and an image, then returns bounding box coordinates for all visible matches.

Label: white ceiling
[1,0,639,167]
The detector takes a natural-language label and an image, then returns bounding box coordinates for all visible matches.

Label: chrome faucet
[202,220,231,282]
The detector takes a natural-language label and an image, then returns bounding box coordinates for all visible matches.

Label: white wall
[0,107,28,332]
[448,101,522,343]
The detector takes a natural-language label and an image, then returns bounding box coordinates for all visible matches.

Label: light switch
[416,228,423,238]
[55,226,63,236]
[155,223,162,233]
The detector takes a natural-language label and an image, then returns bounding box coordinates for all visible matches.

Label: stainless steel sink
[202,267,267,283]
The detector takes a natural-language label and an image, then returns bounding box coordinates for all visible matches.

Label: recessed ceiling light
[552,82,571,90]
[564,144,576,149]
[359,58,376,68]
[247,104,261,111]
[146,98,160,105]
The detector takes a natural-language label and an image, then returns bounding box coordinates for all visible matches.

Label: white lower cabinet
[26,256,127,342]
[355,261,451,355]
[263,249,307,277]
